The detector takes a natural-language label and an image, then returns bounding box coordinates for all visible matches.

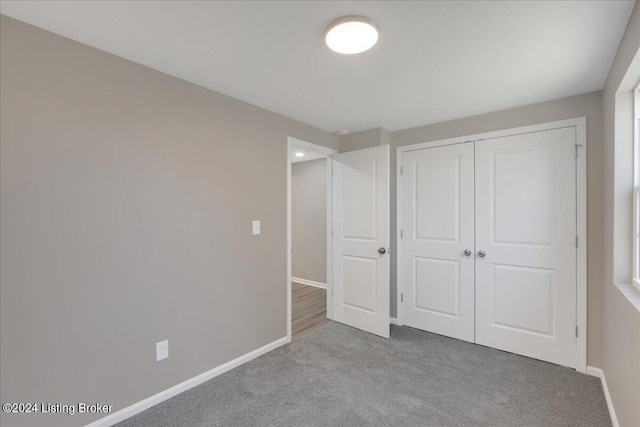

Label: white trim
[575,116,588,374]
[85,337,288,427]
[287,141,292,343]
[396,117,587,153]
[633,83,640,290]
[326,156,334,320]
[288,137,337,157]
[287,137,337,343]
[634,80,640,189]
[396,117,588,373]
[390,317,399,325]
[291,277,327,289]
[395,145,405,326]
[586,366,619,427]
[614,282,640,312]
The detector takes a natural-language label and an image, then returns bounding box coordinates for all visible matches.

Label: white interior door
[333,145,390,338]
[401,143,475,342]
[475,127,577,368]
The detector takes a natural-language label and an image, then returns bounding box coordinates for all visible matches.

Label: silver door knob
[378,247,387,255]
[463,249,472,257]
[478,250,486,258]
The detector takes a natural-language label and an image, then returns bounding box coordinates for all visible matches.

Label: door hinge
[401,293,404,303]
[400,230,403,238]
[576,236,578,248]
[400,166,403,175]
[332,229,334,236]
[575,325,578,337]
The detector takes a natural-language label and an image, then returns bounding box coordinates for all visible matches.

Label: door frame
[395,117,587,373]
[287,137,338,343]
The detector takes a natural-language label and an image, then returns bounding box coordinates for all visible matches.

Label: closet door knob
[478,250,486,258]
[463,249,472,256]
[378,247,387,255]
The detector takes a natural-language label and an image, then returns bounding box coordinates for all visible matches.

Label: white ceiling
[1,1,634,133]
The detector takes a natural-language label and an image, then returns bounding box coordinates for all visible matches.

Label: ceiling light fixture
[325,16,379,55]
[295,152,305,157]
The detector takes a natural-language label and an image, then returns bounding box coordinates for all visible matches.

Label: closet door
[475,128,577,368]
[401,143,475,342]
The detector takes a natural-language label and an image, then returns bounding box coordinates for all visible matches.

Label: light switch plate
[156,340,169,361]
[252,220,260,235]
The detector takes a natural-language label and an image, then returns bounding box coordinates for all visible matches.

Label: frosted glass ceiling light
[295,152,305,157]
[325,16,379,54]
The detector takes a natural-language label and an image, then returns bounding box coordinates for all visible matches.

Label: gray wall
[0,16,338,427]
[602,3,640,426]
[339,128,390,153]
[292,159,327,284]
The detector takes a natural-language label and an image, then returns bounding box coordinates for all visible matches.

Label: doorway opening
[287,138,337,342]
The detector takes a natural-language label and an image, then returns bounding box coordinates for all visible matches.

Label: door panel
[492,265,554,334]
[333,145,390,338]
[415,257,460,316]
[475,127,577,368]
[401,143,475,342]
[342,255,377,312]
[414,154,461,242]
[342,157,377,240]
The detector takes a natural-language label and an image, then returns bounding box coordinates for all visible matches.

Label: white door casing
[474,127,577,368]
[333,145,390,338]
[286,137,338,343]
[401,143,475,342]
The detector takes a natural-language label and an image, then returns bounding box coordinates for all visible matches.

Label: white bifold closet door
[475,128,577,368]
[401,126,577,368]
[401,142,475,343]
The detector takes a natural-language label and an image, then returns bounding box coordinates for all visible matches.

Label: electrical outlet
[252,220,260,235]
[156,340,169,361]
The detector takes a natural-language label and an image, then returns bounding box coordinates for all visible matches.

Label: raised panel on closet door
[474,127,577,368]
[401,143,475,342]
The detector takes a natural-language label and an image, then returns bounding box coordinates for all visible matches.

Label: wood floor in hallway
[291,282,330,341]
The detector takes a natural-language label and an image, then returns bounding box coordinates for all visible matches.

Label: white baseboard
[586,366,618,427]
[390,317,399,325]
[86,336,288,427]
[291,277,327,289]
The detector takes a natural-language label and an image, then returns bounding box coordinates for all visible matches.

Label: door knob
[478,250,486,258]
[463,249,472,257]
[378,247,387,255]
